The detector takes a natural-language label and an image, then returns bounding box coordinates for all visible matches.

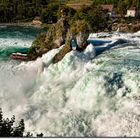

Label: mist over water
[0,26,140,137]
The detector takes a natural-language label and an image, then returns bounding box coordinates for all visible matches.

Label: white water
[0,30,140,137]
[0,38,32,48]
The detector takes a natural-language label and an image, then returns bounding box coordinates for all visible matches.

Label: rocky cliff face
[112,21,140,33]
[28,18,91,63]
[28,17,69,61]
[71,20,90,51]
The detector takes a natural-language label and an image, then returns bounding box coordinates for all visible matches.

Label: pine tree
[0,108,24,137]
[0,108,43,137]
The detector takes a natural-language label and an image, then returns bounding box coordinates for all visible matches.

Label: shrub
[41,4,59,23]
[0,108,25,137]
[0,108,43,137]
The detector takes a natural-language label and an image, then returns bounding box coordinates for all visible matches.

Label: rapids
[0,26,140,137]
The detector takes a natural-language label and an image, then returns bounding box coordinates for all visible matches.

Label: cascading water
[0,26,140,137]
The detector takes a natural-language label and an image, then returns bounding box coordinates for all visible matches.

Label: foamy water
[0,27,140,137]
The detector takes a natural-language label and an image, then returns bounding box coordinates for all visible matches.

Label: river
[0,26,140,137]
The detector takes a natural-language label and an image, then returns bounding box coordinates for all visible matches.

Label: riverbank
[111,18,140,33]
[0,22,42,28]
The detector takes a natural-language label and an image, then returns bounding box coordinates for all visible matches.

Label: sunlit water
[0,26,140,137]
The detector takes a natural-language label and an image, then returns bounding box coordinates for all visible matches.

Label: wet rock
[52,30,73,63]
[53,44,72,63]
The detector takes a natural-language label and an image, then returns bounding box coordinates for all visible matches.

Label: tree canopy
[0,108,43,137]
[0,0,139,23]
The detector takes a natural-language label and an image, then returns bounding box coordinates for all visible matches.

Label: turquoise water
[0,26,45,39]
[0,26,46,61]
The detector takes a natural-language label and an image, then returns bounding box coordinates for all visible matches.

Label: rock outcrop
[28,17,91,63]
[53,20,91,63]
[71,20,90,51]
[112,21,140,32]
[28,16,69,61]
[32,17,42,26]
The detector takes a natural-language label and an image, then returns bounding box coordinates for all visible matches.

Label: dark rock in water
[53,44,72,63]
[53,29,72,63]
[76,32,89,51]
[70,20,90,51]
[28,18,90,63]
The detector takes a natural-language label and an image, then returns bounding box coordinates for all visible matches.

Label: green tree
[41,4,59,23]
[124,0,133,8]
[71,5,107,32]
[117,0,127,16]
[0,108,43,137]
[57,6,76,23]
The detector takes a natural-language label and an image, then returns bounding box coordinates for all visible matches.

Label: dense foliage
[0,0,67,22]
[0,0,139,23]
[0,108,43,137]
[70,5,107,32]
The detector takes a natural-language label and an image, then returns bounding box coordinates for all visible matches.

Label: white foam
[84,44,96,59]
[0,38,32,48]
[0,31,140,137]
